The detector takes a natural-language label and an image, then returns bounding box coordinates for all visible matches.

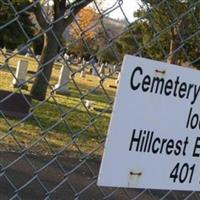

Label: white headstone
[82,58,86,67]
[80,70,85,78]
[13,49,18,54]
[25,53,30,57]
[36,55,40,60]
[2,47,6,53]
[113,65,117,72]
[99,64,105,76]
[64,53,69,60]
[84,100,93,110]
[13,60,28,87]
[54,65,70,95]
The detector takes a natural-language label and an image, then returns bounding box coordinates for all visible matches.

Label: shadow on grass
[30,97,110,139]
[68,82,115,104]
[0,92,110,149]
[0,73,114,155]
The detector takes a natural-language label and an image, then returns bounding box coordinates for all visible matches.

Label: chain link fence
[0,0,200,199]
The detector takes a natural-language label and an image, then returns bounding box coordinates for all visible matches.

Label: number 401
[170,163,195,183]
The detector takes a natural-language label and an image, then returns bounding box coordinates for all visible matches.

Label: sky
[47,0,141,22]
[107,0,141,22]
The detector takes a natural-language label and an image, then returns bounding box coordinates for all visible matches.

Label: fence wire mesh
[0,0,200,199]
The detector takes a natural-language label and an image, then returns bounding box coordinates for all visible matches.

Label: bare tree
[30,0,93,101]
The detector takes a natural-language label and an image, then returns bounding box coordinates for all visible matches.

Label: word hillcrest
[129,128,200,158]
[129,129,188,156]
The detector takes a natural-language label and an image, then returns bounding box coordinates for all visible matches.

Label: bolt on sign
[98,55,200,191]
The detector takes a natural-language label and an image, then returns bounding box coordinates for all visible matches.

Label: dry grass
[0,53,117,157]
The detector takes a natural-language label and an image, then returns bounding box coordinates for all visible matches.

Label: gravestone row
[11,59,120,93]
[0,56,120,119]
[79,61,118,77]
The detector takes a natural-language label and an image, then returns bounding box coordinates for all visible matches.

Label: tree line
[1,0,200,100]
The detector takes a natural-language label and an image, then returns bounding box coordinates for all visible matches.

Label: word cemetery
[130,66,200,105]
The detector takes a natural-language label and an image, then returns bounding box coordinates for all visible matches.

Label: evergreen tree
[0,0,35,50]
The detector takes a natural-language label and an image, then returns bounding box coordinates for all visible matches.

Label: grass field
[0,53,117,158]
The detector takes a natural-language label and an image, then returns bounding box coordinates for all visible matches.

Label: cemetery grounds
[0,53,117,157]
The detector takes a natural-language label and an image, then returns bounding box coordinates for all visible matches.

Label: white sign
[98,55,200,191]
